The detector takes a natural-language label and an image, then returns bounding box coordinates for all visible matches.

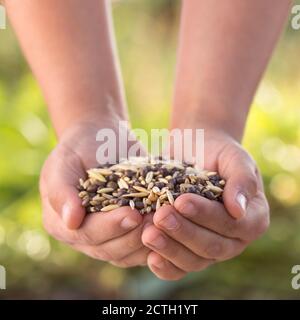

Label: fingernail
[158,214,178,230]
[121,216,139,230]
[149,235,166,249]
[62,203,71,227]
[236,193,247,215]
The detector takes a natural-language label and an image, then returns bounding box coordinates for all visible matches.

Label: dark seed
[135,201,144,210]
[108,174,119,182]
[117,198,130,206]
[203,190,215,200]
[107,181,118,190]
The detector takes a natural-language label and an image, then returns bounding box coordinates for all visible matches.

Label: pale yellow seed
[87,170,107,182]
[78,191,88,198]
[133,186,149,193]
[156,199,161,211]
[93,168,113,176]
[147,182,154,190]
[83,180,90,189]
[152,186,160,194]
[101,204,120,212]
[219,180,225,186]
[129,200,135,210]
[158,178,169,184]
[166,190,175,205]
[207,171,217,177]
[102,193,114,199]
[118,178,129,189]
[145,171,154,184]
[97,187,114,194]
[207,185,224,194]
[146,206,152,213]
[122,192,149,198]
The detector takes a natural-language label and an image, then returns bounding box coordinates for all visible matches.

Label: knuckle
[77,230,98,246]
[90,247,112,261]
[204,240,224,259]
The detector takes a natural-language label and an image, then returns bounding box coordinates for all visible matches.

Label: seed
[93,195,105,202]
[122,192,149,198]
[78,191,88,198]
[166,190,174,205]
[86,184,98,193]
[90,200,101,206]
[135,201,144,210]
[158,178,169,184]
[117,198,130,206]
[152,186,160,194]
[219,179,226,186]
[102,193,114,199]
[97,188,114,194]
[107,181,118,190]
[207,185,224,194]
[156,199,161,210]
[82,199,90,207]
[146,206,152,213]
[207,171,217,177]
[87,170,107,182]
[83,180,90,189]
[96,168,113,176]
[145,171,154,184]
[101,204,120,212]
[147,182,154,190]
[79,157,225,215]
[129,200,135,210]
[118,178,129,189]
[133,186,149,193]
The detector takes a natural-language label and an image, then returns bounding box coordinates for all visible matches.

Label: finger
[40,146,86,229]
[175,193,269,242]
[142,225,213,272]
[154,205,244,260]
[111,246,151,268]
[147,251,187,281]
[219,148,259,219]
[90,223,145,261]
[43,197,143,246]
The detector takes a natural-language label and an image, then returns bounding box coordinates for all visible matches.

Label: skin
[5,0,291,279]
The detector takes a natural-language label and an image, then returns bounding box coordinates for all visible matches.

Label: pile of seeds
[77,157,225,214]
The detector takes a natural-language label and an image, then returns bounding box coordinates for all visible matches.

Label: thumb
[40,152,86,230]
[221,154,258,220]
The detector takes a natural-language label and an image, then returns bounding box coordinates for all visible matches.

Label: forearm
[172,0,291,141]
[6,0,126,137]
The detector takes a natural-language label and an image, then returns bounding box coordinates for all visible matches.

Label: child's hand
[142,130,270,280]
[40,120,151,267]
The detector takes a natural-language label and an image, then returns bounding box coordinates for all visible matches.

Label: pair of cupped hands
[40,115,269,280]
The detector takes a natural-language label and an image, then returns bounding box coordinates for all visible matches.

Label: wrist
[171,103,246,143]
[51,96,128,140]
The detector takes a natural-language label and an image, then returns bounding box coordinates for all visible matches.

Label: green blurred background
[1,0,300,299]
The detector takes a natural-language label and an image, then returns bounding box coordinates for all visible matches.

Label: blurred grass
[0,0,300,299]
